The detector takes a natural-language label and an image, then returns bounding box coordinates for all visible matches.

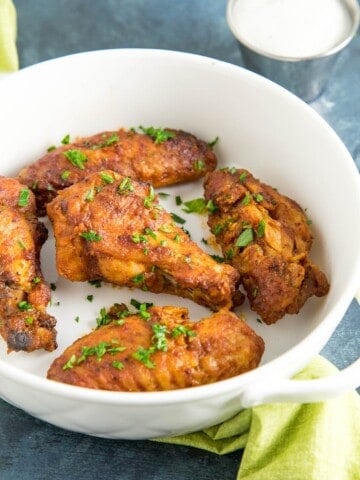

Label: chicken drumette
[204,168,329,324]
[46,170,242,311]
[17,127,217,216]
[0,176,57,352]
[47,304,264,391]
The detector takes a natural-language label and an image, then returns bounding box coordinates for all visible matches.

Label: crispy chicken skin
[204,168,329,324]
[46,170,242,311]
[0,176,57,352]
[47,305,264,391]
[17,127,217,216]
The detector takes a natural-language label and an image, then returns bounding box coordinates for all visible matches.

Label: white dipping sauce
[231,0,353,58]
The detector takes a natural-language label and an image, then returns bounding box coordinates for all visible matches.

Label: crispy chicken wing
[204,168,329,324]
[17,127,217,215]
[47,304,264,391]
[0,176,57,352]
[46,170,242,311]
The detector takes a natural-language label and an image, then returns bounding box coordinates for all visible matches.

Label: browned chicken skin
[204,168,329,324]
[17,127,217,216]
[46,170,242,311]
[47,304,264,391]
[0,176,57,352]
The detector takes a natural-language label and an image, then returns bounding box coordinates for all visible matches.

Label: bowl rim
[0,48,359,405]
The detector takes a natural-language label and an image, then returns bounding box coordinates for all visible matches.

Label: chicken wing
[17,127,217,215]
[47,304,264,391]
[204,168,329,324]
[0,176,57,352]
[46,170,242,311]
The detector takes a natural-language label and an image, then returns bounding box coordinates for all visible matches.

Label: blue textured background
[0,1,359,478]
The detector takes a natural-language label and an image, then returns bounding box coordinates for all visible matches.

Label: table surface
[1,1,359,479]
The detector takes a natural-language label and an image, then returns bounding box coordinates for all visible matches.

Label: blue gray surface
[0,1,359,479]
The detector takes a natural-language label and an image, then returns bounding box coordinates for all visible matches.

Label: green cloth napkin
[156,357,360,480]
[0,0,18,71]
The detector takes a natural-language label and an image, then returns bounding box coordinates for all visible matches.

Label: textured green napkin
[0,0,18,71]
[156,357,360,480]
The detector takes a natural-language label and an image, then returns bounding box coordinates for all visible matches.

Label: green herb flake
[210,254,225,263]
[152,323,168,351]
[25,316,34,325]
[17,300,32,311]
[132,273,145,285]
[171,325,197,338]
[50,283,57,291]
[61,134,70,145]
[32,276,41,285]
[47,145,56,152]
[194,159,206,171]
[131,233,148,244]
[253,193,264,203]
[102,133,119,147]
[17,239,26,250]
[239,171,247,183]
[139,126,175,144]
[175,195,182,206]
[171,212,186,225]
[63,354,77,371]
[158,192,170,199]
[64,149,88,169]
[88,279,102,288]
[144,186,155,208]
[96,307,111,328]
[240,193,251,206]
[118,177,134,194]
[60,170,71,181]
[80,231,102,242]
[74,316,80,323]
[208,136,219,148]
[84,187,95,202]
[100,172,114,184]
[87,294,94,302]
[133,346,156,368]
[257,220,266,238]
[144,227,157,239]
[112,360,124,370]
[18,188,30,207]
[235,228,254,248]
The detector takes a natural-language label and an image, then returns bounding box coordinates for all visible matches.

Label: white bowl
[0,49,359,439]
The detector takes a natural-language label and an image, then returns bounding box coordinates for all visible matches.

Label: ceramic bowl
[0,49,359,439]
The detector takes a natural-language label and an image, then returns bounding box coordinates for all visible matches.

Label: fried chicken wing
[0,176,57,352]
[17,127,217,215]
[47,304,264,391]
[46,170,242,311]
[204,168,329,324]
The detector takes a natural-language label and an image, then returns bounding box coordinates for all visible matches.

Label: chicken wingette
[204,168,329,324]
[17,127,217,215]
[46,170,242,311]
[0,176,57,352]
[47,304,264,391]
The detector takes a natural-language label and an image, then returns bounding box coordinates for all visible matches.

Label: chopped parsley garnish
[17,239,26,250]
[96,307,111,328]
[208,136,219,148]
[171,212,186,224]
[118,177,134,194]
[80,230,102,242]
[25,316,34,325]
[18,188,30,207]
[130,298,153,310]
[112,360,124,370]
[17,300,32,311]
[100,172,114,184]
[32,276,41,285]
[210,254,225,263]
[144,186,155,208]
[64,149,88,169]
[257,220,266,238]
[50,283,57,291]
[132,347,156,369]
[152,323,168,351]
[132,273,145,285]
[84,187,95,202]
[194,159,206,171]
[60,170,71,181]
[88,279,102,288]
[158,192,170,199]
[62,340,126,370]
[101,133,119,147]
[175,195,182,206]
[139,126,175,144]
[240,193,251,206]
[131,233,148,244]
[171,325,197,338]
[61,134,70,145]
[47,145,56,152]
[239,171,247,182]
[253,193,264,202]
[74,316,80,323]
[235,228,254,248]
[87,294,94,302]
[181,198,217,214]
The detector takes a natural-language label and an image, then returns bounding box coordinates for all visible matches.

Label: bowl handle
[240,358,360,407]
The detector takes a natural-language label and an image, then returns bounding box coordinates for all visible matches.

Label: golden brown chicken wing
[17,127,217,215]
[46,170,242,311]
[0,176,57,352]
[204,168,329,324]
[47,304,264,391]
